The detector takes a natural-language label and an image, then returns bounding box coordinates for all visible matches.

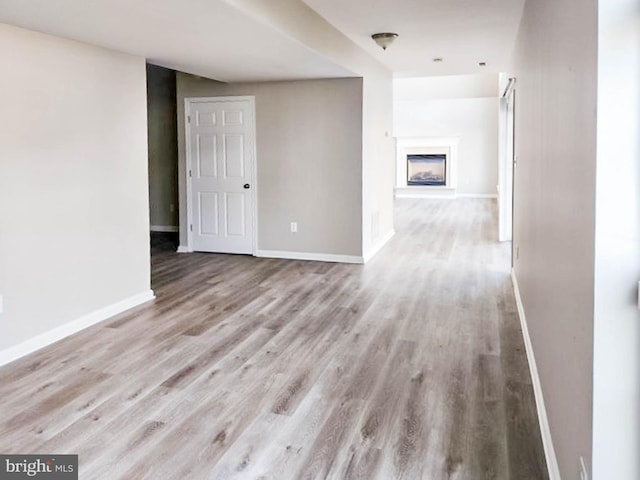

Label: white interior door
[186,97,256,254]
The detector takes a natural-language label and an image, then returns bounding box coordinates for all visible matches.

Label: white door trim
[498,78,516,243]
[184,96,258,254]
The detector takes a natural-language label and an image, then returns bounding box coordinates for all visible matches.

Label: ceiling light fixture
[371,33,398,50]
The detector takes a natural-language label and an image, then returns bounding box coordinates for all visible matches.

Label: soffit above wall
[0,0,355,82]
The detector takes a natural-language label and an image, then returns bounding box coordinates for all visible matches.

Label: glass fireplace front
[407,154,446,186]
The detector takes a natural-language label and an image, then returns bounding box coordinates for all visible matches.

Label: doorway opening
[499,78,516,256]
[146,64,180,255]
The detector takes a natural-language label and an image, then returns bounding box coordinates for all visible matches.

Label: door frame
[184,95,258,254]
[498,78,516,245]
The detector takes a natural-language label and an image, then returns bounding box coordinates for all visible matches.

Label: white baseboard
[395,188,498,200]
[174,246,362,264]
[511,269,561,480]
[150,225,179,233]
[0,289,155,367]
[255,249,364,264]
[363,229,395,263]
[395,186,457,198]
[457,193,498,199]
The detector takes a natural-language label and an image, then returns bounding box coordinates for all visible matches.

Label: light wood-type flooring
[0,198,548,479]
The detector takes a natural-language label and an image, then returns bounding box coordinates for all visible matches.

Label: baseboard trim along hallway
[511,269,561,480]
[255,250,364,264]
[363,229,395,263]
[0,290,155,366]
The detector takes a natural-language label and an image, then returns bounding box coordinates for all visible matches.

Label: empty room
[0,1,638,479]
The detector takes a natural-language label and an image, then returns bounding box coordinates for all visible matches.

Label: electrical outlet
[579,456,588,480]
[515,246,520,260]
[290,222,298,233]
[0,294,4,314]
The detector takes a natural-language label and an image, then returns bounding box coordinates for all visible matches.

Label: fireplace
[407,154,446,186]
[396,138,458,198]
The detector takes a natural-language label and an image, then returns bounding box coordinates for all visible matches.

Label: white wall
[593,0,640,477]
[394,75,499,196]
[512,0,597,478]
[0,24,151,356]
[395,73,499,101]
[176,75,364,258]
[361,71,395,258]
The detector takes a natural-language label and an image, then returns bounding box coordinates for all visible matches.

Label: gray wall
[512,0,597,477]
[217,0,396,259]
[147,64,178,230]
[0,24,151,352]
[176,74,364,257]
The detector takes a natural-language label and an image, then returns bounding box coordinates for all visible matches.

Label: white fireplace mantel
[395,137,460,198]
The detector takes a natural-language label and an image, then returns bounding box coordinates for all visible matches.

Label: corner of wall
[0,290,155,367]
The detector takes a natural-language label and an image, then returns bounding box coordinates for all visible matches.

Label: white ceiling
[302,0,526,77]
[0,0,526,81]
[0,0,354,82]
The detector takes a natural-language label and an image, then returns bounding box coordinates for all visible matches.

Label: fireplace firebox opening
[407,154,446,186]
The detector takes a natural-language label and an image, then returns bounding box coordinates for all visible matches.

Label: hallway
[0,198,548,479]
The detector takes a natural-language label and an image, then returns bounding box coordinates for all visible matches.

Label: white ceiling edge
[0,0,359,83]
[394,73,501,100]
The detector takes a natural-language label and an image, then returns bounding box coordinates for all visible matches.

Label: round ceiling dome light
[371,33,399,50]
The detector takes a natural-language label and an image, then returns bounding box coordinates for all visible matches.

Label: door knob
[243,183,250,189]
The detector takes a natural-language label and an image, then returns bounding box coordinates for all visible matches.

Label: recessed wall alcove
[395,137,459,197]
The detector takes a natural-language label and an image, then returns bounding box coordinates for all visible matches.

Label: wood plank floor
[0,198,548,480]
